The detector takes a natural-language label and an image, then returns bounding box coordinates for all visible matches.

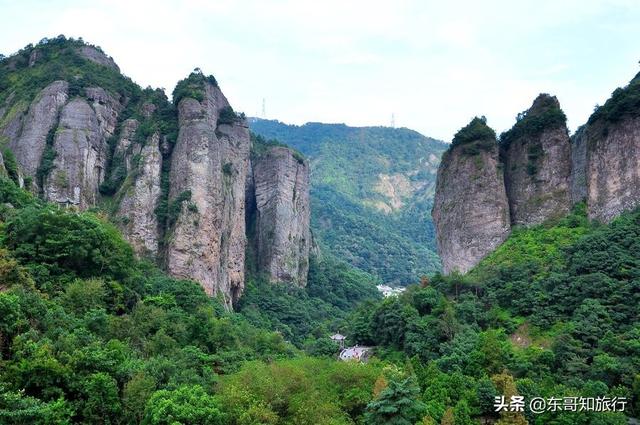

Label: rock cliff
[582,117,640,222]
[432,117,511,274]
[116,132,162,258]
[251,146,311,286]
[165,80,250,307]
[0,37,316,306]
[7,81,68,186]
[43,91,121,208]
[434,75,640,274]
[501,94,572,226]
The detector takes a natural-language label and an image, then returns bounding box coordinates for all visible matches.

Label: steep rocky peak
[501,94,572,226]
[528,93,560,116]
[433,117,510,274]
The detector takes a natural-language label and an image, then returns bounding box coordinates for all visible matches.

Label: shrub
[217,106,237,125]
[450,117,496,154]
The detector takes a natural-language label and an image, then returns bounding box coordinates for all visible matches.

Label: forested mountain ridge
[249,118,448,285]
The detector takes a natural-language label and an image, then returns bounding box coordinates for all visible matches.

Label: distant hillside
[249,118,448,285]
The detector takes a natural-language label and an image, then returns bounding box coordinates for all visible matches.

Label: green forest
[0,174,638,424]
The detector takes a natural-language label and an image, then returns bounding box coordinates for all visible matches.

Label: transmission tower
[262,98,266,118]
[391,113,395,128]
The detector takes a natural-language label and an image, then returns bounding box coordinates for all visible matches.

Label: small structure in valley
[330,333,346,349]
[339,345,372,362]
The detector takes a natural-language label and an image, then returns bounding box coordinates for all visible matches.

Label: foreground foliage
[347,206,639,424]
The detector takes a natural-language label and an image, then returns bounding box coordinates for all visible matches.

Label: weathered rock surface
[114,119,140,172]
[432,124,511,274]
[76,46,120,71]
[502,94,572,226]
[44,93,120,208]
[583,117,640,222]
[165,83,250,307]
[253,147,311,286]
[7,81,68,183]
[85,87,121,136]
[570,125,588,204]
[1,98,28,149]
[0,151,7,177]
[116,132,162,258]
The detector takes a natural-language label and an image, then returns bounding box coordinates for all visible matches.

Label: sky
[1,0,640,141]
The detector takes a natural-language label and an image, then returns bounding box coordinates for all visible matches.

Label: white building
[339,345,372,362]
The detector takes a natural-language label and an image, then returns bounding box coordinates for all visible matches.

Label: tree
[81,373,122,425]
[440,407,455,425]
[491,373,528,425]
[61,278,105,315]
[142,385,224,425]
[123,373,156,424]
[364,376,426,425]
[0,384,73,425]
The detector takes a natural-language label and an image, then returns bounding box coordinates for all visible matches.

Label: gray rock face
[584,117,640,222]
[116,132,162,258]
[114,119,141,172]
[85,87,121,136]
[502,95,572,226]
[76,46,120,71]
[570,126,588,204]
[44,94,120,208]
[7,81,68,183]
[253,147,311,286]
[432,136,511,274]
[1,95,28,150]
[165,83,250,307]
[0,150,7,178]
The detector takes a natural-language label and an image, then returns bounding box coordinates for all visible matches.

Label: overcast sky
[2,0,640,141]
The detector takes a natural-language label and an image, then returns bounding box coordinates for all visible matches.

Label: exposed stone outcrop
[76,46,120,71]
[0,41,318,307]
[165,82,250,307]
[501,94,572,226]
[582,117,640,222]
[570,126,588,204]
[432,118,511,274]
[0,151,7,177]
[7,81,68,184]
[85,87,121,136]
[114,119,140,172]
[116,132,162,258]
[44,93,120,208]
[252,147,311,286]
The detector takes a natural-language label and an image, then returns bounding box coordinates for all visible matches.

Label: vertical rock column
[116,132,162,259]
[165,83,250,307]
[43,88,121,208]
[501,94,572,226]
[253,146,311,286]
[432,118,511,274]
[7,81,68,187]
